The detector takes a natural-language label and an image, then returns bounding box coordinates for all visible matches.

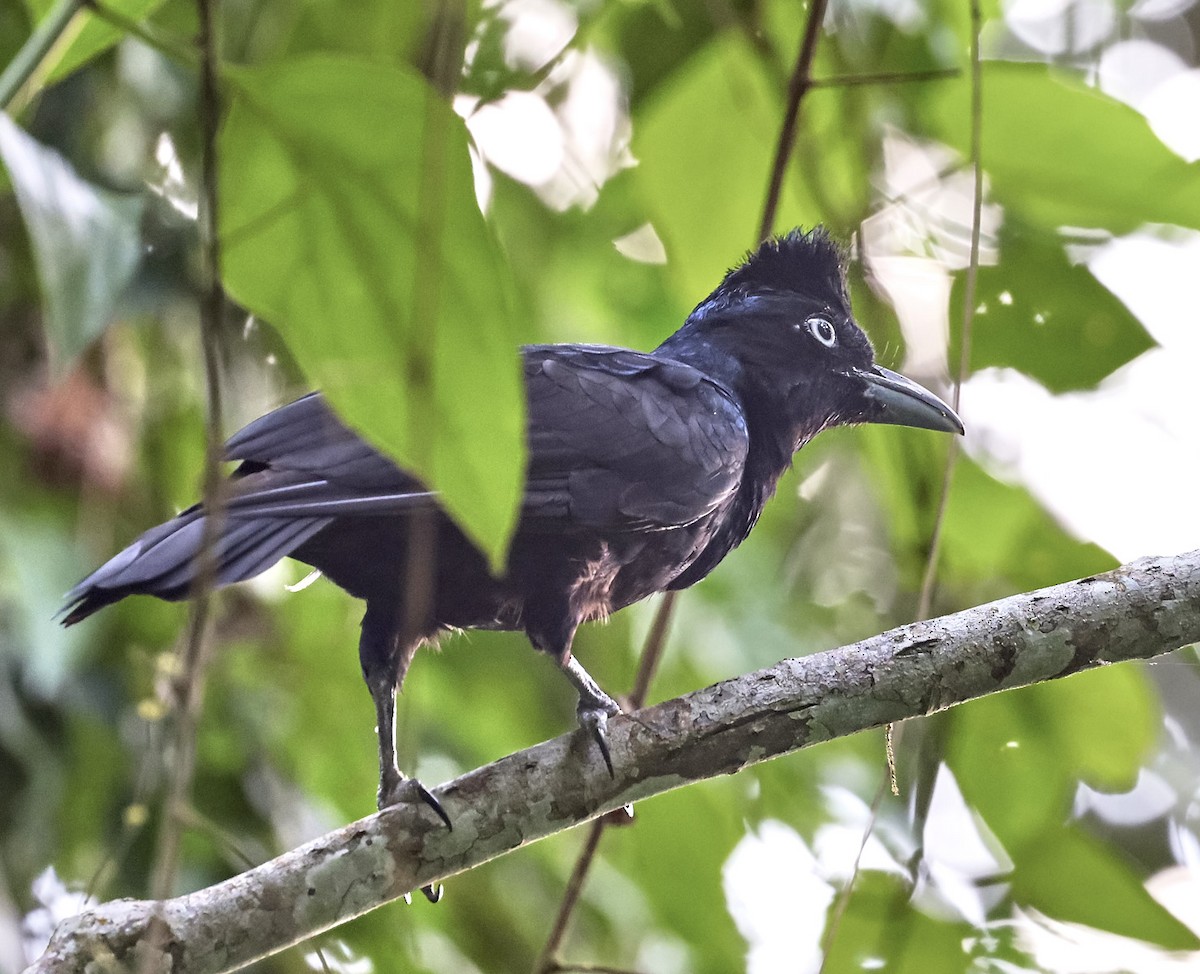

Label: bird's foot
[379,770,449,904]
[378,772,453,830]
[577,691,622,778]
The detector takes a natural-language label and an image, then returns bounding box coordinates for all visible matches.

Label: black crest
[718,227,848,307]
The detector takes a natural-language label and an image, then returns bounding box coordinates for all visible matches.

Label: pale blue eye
[807,316,836,347]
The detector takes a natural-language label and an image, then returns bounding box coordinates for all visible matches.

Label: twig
[533,592,678,973]
[628,593,676,711]
[532,819,609,974]
[914,0,983,623]
[149,0,226,900]
[758,0,830,243]
[0,0,85,111]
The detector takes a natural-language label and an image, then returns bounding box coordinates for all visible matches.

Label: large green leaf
[0,113,144,371]
[947,664,1157,849]
[633,34,818,305]
[924,62,1200,233]
[1013,827,1199,950]
[219,56,526,568]
[950,221,1155,391]
[820,871,976,974]
[939,457,1114,593]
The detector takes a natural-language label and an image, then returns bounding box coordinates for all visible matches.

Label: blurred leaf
[0,113,144,371]
[924,62,1200,233]
[0,512,92,696]
[280,0,431,65]
[592,0,729,110]
[940,457,1115,593]
[855,429,1114,602]
[821,871,972,974]
[617,781,747,973]
[951,221,1155,391]
[1,1,31,81]
[1013,826,1200,950]
[26,0,168,83]
[219,56,526,568]
[947,666,1156,848]
[633,34,817,304]
[947,692,1071,850]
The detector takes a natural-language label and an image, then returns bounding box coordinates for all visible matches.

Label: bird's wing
[521,345,749,531]
[220,393,437,517]
[218,347,748,531]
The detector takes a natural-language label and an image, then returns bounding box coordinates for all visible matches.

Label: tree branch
[27,550,1200,974]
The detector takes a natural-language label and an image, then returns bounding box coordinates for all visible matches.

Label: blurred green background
[3,0,1200,971]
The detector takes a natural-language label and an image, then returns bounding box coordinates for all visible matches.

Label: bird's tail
[61,506,334,626]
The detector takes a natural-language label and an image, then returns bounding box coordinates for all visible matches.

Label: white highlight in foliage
[723,821,835,974]
[1141,69,1200,161]
[916,764,1013,927]
[1005,0,1117,55]
[22,868,95,964]
[1075,769,1178,827]
[463,91,564,185]
[149,131,197,220]
[614,223,668,264]
[498,0,577,71]
[962,228,1200,561]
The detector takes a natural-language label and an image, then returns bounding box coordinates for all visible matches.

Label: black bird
[63,228,961,823]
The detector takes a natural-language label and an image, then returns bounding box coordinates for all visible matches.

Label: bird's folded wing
[217,347,749,532]
[219,393,436,517]
[521,345,750,531]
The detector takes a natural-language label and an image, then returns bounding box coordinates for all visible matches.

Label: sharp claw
[380,775,453,831]
[414,780,453,831]
[578,706,615,777]
[421,884,444,904]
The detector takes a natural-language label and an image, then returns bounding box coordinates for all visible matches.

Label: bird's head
[659,227,963,451]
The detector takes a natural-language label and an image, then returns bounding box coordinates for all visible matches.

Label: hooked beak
[849,365,964,435]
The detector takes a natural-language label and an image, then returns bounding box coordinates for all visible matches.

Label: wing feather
[522,346,749,531]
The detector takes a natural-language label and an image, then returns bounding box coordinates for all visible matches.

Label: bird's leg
[559,654,622,777]
[360,607,449,903]
[366,670,450,828]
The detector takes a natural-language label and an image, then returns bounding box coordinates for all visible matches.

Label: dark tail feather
[61,510,334,626]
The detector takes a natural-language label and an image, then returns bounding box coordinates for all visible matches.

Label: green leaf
[280,0,430,65]
[948,665,1157,849]
[820,871,974,974]
[219,56,526,568]
[633,34,818,305]
[924,62,1200,233]
[947,691,1073,850]
[951,221,1155,391]
[1038,664,1158,791]
[1013,826,1200,950]
[0,113,144,371]
[26,0,168,83]
[0,512,93,696]
[940,457,1114,593]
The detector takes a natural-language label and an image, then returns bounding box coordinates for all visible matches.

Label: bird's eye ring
[807,316,837,347]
